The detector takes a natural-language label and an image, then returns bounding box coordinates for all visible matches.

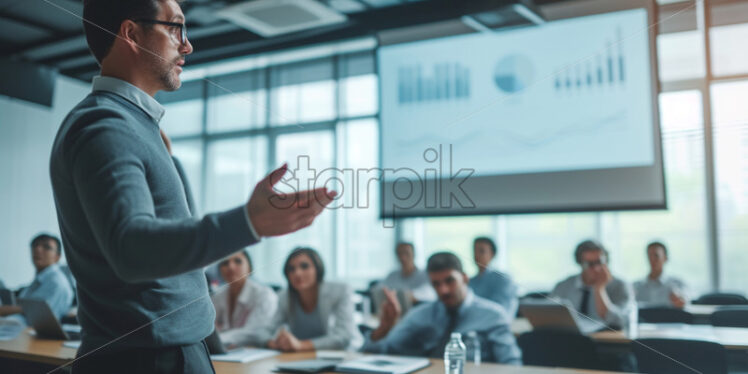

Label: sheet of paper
[210,347,279,363]
[63,341,81,349]
[0,318,24,341]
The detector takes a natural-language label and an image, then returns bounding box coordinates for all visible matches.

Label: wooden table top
[0,329,76,366]
[0,330,627,373]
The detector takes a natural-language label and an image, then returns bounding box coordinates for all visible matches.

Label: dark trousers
[71,340,215,374]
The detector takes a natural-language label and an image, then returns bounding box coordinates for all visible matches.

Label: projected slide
[379,9,655,177]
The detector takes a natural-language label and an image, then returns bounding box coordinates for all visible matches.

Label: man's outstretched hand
[247,164,336,237]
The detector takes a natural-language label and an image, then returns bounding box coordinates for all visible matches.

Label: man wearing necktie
[361,252,521,365]
[551,240,635,330]
[0,234,74,322]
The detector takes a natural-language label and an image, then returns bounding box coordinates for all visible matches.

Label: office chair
[710,307,748,328]
[632,338,728,374]
[693,292,748,305]
[518,329,606,370]
[638,307,694,324]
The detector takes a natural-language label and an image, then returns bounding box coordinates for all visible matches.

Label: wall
[0,75,89,289]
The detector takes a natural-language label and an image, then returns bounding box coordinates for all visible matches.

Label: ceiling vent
[216,0,348,37]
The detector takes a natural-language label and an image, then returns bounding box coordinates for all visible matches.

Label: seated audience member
[258,247,362,351]
[380,242,436,303]
[0,234,74,321]
[362,252,521,364]
[469,237,519,317]
[634,241,688,308]
[551,240,635,329]
[211,250,277,347]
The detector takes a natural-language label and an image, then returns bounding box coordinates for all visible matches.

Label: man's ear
[119,20,141,53]
[461,272,469,284]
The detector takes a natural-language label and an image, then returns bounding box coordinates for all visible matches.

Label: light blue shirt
[18,263,74,321]
[634,274,688,308]
[361,291,522,365]
[469,269,519,318]
[382,268,436,302]
[550,274,635,329]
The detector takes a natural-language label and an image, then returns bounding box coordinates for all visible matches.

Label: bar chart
[397,63,470,104]
[554,27,626,92]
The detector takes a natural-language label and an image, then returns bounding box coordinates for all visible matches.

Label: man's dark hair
[284,247,325,285]
[30,233,61,256]
[82,0,163,64]
[395,242,414,254]
[426,252,463,273]
[574,239,609,264]
[647,241,668,257]
[473,236,497,256]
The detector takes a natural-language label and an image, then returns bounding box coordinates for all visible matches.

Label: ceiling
[0,0,563,82]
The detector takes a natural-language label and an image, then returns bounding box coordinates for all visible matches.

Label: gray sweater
[50,89,258,353]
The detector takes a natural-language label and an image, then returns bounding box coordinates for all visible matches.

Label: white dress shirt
[634,273,688,308]
[211,279,278,346]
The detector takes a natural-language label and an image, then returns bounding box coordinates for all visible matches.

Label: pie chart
[494,55,535,93]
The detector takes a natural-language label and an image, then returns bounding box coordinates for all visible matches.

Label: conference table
[4,321,748,372]
[510,317,748,350]
[0,328,628,374]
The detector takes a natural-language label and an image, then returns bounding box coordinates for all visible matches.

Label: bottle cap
[450,332,462,339]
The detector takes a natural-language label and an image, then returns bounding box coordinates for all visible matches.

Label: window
[600,91,710,296]
[255,131,336,285]
[339,52,378,117]
[336,119,394,283]
[711,80,748,293]
[657,31,705,82]
[506,214,597,293]
[207,70,266,132]
[270,58,336,126]
[204,137,267,213]
[710,1,748,77]
[157,80,204,137]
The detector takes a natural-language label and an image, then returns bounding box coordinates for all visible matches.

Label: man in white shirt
[380,243,436,303]
[634,242,688,308]
[550,240,635,329]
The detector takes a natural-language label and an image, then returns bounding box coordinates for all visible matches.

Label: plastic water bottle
[444,332,466,374]
[464,331,481,366]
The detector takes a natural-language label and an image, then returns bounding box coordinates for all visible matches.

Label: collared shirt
[361,291,522,365]
[91,75,260,240]
[382,268,436,302]
[634,274,688,308]
[18,264,74,321]
[550,274,635,329]
[469,269,519,318]
[211,279,278,347]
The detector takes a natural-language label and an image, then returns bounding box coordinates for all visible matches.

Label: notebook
[274,358,341,373]
[335,355,430,374]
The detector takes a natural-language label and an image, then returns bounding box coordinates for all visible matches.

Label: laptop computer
[520,301,606,335]
[18,298,81,340]
[0,288,16,306]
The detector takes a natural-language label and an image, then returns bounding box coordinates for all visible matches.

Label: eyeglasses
[133,19,187,46]
[581,257,608,269]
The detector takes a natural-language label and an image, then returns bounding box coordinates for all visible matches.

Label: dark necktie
[579,288,591,316]
[430,309,459,358]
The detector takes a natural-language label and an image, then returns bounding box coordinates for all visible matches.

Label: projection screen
[378,1,665,218]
